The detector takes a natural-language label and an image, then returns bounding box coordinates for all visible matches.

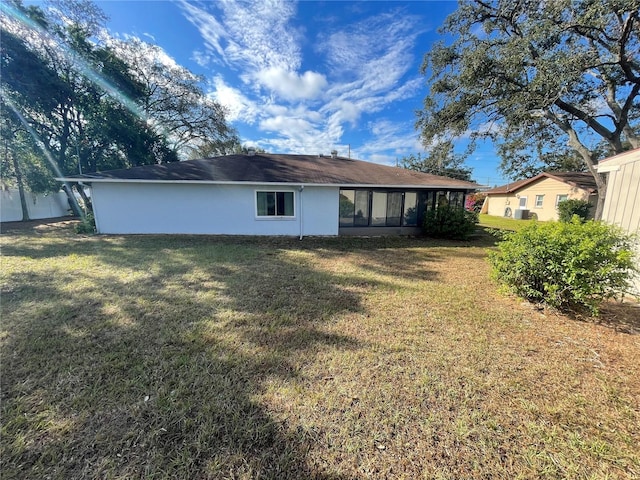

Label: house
[482,172,598,221]
[596,147,640,295]
[57,152,478,236]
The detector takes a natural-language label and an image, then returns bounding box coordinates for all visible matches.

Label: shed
[596,147,640,295]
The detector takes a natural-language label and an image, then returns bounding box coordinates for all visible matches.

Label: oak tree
[417,0,639,219]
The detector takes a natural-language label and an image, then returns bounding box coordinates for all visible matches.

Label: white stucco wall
[90,182,339,236]
[1,189,70,222]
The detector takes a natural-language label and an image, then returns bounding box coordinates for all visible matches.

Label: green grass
[2,221,639,479]
[479,213,540,231]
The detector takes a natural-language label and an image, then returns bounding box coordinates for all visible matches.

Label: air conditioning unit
[514,209,529,220]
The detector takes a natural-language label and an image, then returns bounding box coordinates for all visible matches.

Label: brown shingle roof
[484,172,597,195]
[61,153,479,189]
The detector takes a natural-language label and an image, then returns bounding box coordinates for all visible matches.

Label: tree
[400,142,474,181]
[500,147,588,179]
[108,37,239,159]
[417,0,640,219]
[2,0,237,216]
[1,0,179,212]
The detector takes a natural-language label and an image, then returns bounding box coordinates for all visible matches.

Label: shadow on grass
[1,234,376,478]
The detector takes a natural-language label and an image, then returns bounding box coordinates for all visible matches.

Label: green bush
[75,213,96,234]
[489,218,637,315]
[423,205,478,240]
[557,199,592,222]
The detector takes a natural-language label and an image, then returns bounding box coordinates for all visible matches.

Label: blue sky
[38,0,510,186]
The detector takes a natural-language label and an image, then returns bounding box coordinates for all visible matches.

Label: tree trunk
[75,183,92,212]
[551,114,608,220]
[587,165,607,221]
[10,148,30,222]
[62,183,83,217]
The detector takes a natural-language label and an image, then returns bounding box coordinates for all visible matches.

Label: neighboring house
[482,172,598,221]
[596,147,640,296]
[1,188,71,222]
[57,153,478,236]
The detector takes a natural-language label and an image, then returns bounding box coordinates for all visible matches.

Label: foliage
[557,199,592,222]
[423,205,478,239]
[107,37,239,158]
[400,143,473,181]
[489,219,637,314]
[417,0,640,219]
[465,192,486,212]
[1,0,235,202]
[1,2,173,182]
[74,212,95,234]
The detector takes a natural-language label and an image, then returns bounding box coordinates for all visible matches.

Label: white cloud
[178,1,428,162]
[260,115,314,134]
[178,0,300,71]
[317,10,422,84]
[176,0,228,61]
[209,76,259,123]
[355,119,424,165]
[255,67,327,101]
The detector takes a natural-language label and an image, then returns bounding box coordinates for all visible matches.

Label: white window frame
[255,190,296,219]
[535,195,544,208]
[555,194,569,207]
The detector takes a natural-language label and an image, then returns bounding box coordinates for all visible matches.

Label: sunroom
[339,188,467,235]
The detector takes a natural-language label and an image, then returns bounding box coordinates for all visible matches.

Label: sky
[32,0,511,186]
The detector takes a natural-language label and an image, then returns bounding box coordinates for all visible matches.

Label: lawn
[2,220,639,479]
[478,213,539,231]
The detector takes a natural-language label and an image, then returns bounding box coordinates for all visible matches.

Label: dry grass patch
[1,221,639,479]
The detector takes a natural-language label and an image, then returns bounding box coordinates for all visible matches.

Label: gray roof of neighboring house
[484,171,598,195]
[58,153,479,189]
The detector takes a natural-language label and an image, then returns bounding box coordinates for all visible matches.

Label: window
[354,190,369,226]
[256,191,294,217]
[403,192,418,226]
[371,192,388,226]
[386,192,402,226]
[535,195,544,208]
[339,190,355,226]
[436,191,449,208]
[450,191,464,208]
[556,194,568,207]
[340,190,370,226]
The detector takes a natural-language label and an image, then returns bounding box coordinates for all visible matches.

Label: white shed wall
[91,183,339,236]
[599,158,640,296]
[1,189,70,222]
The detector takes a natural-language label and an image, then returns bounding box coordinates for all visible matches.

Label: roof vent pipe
[331,150,338,158]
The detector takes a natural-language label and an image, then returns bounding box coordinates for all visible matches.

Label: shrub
[465,193,486,213]
[489,218,637,315]
[75,213,96,234]
[423,205,478,240]
[557,199,592,222]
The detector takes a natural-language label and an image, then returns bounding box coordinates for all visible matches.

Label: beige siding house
[483,172,598,221]
[596,148,640,296]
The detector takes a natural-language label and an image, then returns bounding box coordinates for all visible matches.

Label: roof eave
[56,177,477,189]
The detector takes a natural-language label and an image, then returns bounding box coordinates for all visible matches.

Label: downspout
[299,185,304,240]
